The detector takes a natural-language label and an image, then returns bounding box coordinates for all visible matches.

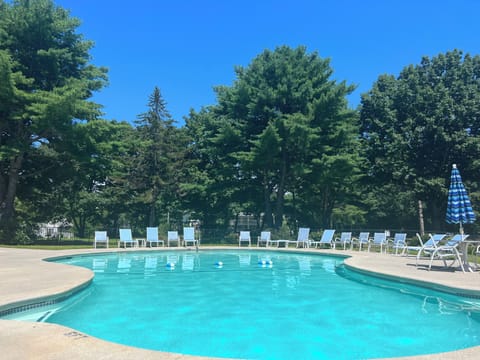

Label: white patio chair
[118,228,137,248]
[295,228,312,248]
[368,232,388,253]
[333,232,352,250]
[390,233,407,255]
[146,227,164,247]
[257,231,271,247]
[167,231,181,247]
[311,229,335,249]
[351,232,370,251]
[239,231,251,247]
[183,227,199,247]
[94,231,109,248]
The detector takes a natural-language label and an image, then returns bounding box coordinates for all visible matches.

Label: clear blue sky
[56,0,480,125]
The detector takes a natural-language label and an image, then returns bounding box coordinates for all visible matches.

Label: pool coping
[1,246,480,359]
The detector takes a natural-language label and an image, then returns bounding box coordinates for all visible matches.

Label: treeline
[1,0,480,243]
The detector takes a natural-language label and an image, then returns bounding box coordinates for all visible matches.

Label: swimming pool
[8,250,480,359]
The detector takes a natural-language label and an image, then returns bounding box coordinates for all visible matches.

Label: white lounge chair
[118,228,137,248]
[257,231,271,247]
[183,227,199,247]
[475,245,480,269]
[368,232,388,253]
[295,228,311,248]
[311,229,335,249]
[146,227,164,247]
[239,231,251,247]
[94,231,109,248]
[402,233,425,256]
[415,233,447,267]
[333,232,352,250]
[352,232,370,251]
[167,231,181,247]
[428,234,468,272]
[390,233,407,255]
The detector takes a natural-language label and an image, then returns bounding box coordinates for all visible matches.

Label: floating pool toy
[258,259,273,266]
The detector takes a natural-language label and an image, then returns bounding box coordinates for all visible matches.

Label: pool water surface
[18,251,480,359]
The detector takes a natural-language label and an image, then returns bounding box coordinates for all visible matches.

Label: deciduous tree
[360,50,480,231]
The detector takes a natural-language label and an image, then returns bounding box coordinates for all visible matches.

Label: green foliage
[183,107,245,228]
[331,205,367,228]
[360,50,480,230]
[193,45,360,229]
[0,0,107,241]
[12,221,35,245]
[2,2,480,241]
[131,86,187,228]
[271,218,292,240]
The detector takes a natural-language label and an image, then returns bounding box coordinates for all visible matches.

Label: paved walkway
[1,246,480,359]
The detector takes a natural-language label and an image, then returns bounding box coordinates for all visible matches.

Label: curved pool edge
[1,246,480,360]
[341,250,480,298]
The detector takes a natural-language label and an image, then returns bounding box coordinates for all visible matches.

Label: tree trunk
[263,179,273,228]
[0,154,24,242]
[77,215,86,239]
[321,186,333,228]
[418,200,425,236]
[0,154,24,223]
[274,150,287,229]
[149,202,156,227]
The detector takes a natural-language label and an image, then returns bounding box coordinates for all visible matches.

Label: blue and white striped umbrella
[446,164,475,233]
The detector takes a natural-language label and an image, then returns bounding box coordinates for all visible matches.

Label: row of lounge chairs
[240,228,404,251]
[244,229,472,273]
[93,227,199,248]
[95,228,472,272]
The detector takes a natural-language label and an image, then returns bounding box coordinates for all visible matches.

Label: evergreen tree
[134,87,184,227]
[0,0,107,241]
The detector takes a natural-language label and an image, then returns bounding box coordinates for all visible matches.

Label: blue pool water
[20,251,480,358]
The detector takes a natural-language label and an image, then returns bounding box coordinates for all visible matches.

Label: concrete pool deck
[1,246,480,359]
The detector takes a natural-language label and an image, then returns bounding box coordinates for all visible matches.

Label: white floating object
[166,262,175,268]
[258,259,273,266]
[215,261,223,267]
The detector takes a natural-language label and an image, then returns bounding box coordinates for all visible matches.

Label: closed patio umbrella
[446,164,476,234]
